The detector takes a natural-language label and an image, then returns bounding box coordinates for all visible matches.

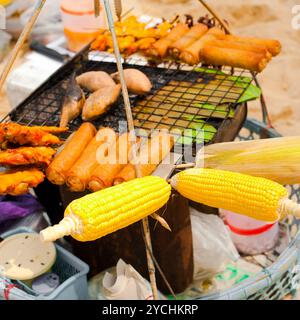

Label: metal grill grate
[1,49,254,145]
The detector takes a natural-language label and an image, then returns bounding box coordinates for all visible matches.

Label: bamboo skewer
[0,0,47,92]
[94,0,100,17]
[102,0,159,300]
[197,0,231,34]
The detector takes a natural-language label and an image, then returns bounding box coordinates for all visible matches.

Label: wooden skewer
[197,0,231,34]
[102,0,159,300]
[175,163,195,169]
[94,0,100,17]
[0,0,47,92]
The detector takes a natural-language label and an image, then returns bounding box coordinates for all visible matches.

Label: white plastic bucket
[221,210,279,255]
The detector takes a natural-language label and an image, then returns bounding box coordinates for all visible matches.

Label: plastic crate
[0,227,90,300]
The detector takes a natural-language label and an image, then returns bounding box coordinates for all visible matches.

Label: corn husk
[196,136,300,185]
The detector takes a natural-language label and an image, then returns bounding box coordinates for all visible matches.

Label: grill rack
[1,48,254,150]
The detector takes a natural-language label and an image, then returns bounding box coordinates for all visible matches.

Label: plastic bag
[89,259,165,300]
[20,0,63,42]
[190,208,239,281]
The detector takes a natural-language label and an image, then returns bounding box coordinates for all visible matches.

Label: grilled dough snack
[169,23,208,57]
[46,123,96,185]
[88,133,140,192]
[180,27,225,65]
[148,23,189,58]
[66,127,116,192]
[113,132,174,185]
[201,46,268,72]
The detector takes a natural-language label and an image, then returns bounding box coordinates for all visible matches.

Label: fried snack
[46,123,96,185]
[111,69,152,95]
[66,128,116,192]
[82,84,121,121]
[33,126,68,134]
[60,73,86,128]
[113,132,174,185]
[223,35,281,56]
[0,147,56,167]
[0,169,45,196]
[180,27,225,65]
[169,24,208,57]
[205,39,272,61]
[88,133,141,192]
[0,123,62,147]
[147,23,189,58]
[135,38,157,51]
[76,71,116,92]
[201,46,268,72]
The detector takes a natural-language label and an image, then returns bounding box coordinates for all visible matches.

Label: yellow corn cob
[40,176,171,242]
[171,168,300,222]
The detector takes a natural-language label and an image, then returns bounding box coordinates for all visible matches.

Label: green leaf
[194,67,261,104]
[188,103,235,119]
[176,121,217,145]
[237,83,261,103]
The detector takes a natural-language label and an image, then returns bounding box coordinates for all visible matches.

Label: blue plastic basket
[196,118,300,300]
[0,227,90,300]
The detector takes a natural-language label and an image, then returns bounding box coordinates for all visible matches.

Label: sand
[124,0,300,136]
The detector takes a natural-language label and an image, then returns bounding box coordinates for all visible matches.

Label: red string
[4,283,19,300]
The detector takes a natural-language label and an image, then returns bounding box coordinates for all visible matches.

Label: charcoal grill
[1,48,253,151]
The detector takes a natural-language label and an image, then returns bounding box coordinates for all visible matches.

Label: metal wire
[3,48,254,148]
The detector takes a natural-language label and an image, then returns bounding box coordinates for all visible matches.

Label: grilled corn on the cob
[40,176,171,242]
[171,168,300,222]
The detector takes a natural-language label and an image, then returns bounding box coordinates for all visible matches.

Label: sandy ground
[123,0,300,136]
[1,0,299,136]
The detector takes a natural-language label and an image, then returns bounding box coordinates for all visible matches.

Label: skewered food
[113,132,174,185]
[0,123,62,147]
[76,71,116,92]
[201,46,268,72]
[169,23,208,57]
[111,69,152,95]
[66,128,116,192]
[46,123,96,185]
[223,35,281,56]
[180,27,225,65]
[88,133,140,192]
[205,39,272,61]
[0,169,45,196]
[60,73,85,128]
[33,126,68,134]
[90,16,173,55]
[170,168,300,223]
[147,23,189,58]
[40,176,171,242]
[82,84,121,121]
[0,147,56,167]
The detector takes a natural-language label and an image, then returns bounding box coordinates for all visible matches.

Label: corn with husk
[195,136,300,185]
[171,168,300,223]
